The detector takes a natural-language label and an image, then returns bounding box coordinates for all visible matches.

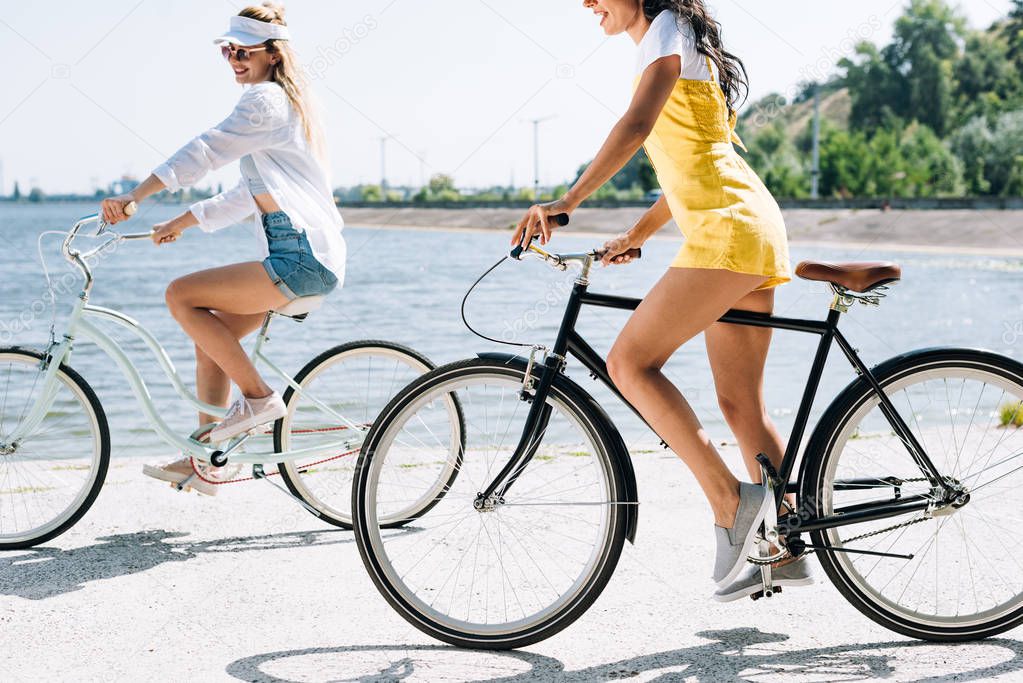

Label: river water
[2,202,1022,457]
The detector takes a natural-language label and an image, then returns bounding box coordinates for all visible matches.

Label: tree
[11,181,20,201]
[744,121,808,198]
[360,184,383,202]
[817,123,872,197]
[1004,0,1023,65]
[573,150,658,194]
[953,30,1021,126]
[841,1,965,135]
[949,111,1023,196]
[910,44,954,136]
[839,42,904,133]
[899,123,964,196]
[428,174,457,195]
[27,187,45,203]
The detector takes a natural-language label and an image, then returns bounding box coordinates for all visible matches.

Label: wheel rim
[280,346,437,524]
[820,362,1023,630]
[0,353,103,544]
[361,369,616,639]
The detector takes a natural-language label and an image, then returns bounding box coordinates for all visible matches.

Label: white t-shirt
[635,10,714,81]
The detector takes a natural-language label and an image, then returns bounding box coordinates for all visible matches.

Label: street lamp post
[525,115,557,201]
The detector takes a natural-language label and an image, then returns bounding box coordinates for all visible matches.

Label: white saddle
[272,295,325,318]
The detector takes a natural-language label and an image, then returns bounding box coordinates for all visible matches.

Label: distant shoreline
[341,207,1023,257]
[346,222,1023,258]
[6,202,1021,257]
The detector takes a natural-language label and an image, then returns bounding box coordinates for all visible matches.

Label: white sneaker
[209,391,287,444]
[142,457,220,496]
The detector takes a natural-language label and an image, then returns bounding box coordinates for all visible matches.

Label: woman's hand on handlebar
[100,194,137,225]
[151,220,184,246]
[512,199,573,250]
[600,231,642,267]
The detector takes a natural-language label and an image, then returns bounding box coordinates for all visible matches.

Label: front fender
[478,352,640,543]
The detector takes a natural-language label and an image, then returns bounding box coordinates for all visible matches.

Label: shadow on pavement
[224,628,1023,682]
[0,527,368,600]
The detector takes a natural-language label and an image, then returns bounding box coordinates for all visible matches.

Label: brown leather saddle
[795,261,902,293]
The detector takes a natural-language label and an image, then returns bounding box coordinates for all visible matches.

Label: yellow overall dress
[639,57,791,289]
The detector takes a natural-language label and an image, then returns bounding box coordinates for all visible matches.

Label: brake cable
[460,255,536,349]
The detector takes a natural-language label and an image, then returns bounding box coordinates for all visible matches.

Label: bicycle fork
[475,349,561,510]
[1,336,74,451]
[477,280,589,508]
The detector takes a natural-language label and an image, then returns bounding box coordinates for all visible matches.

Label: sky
[0,0,1013,195]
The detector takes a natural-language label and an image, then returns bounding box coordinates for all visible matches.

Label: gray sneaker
[713,481,775,587]
[714,557,814,602]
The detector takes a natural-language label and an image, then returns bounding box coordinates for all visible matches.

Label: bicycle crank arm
[252,464,322,517]
[804,543,914,560]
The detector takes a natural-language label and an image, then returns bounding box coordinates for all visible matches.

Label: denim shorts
[260,211,338,301]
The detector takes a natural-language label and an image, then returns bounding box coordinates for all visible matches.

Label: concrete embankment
[341,207,1023,255]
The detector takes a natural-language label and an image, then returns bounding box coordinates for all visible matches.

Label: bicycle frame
[480,254,954,538]
[4,213,365,466]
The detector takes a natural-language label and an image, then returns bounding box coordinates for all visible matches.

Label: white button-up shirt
[152,81,347,286]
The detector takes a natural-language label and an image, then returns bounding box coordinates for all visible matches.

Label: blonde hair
[238,2,325,158]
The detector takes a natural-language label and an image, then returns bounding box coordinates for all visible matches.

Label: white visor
[213,16,291,46]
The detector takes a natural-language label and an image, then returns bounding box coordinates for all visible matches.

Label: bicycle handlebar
[510,213,571,259]
[510,213,643,271]
[58,201,156,293]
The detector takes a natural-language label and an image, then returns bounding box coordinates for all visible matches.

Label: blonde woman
[101,2,346,495]
[514,0,803,600]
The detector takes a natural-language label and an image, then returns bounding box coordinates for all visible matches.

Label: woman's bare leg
[195,310,270,426]
[704,288,787,484]
[606,267,768,528]
[165,262,289,400]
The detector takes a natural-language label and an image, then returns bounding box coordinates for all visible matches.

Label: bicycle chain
[753,477,936,564]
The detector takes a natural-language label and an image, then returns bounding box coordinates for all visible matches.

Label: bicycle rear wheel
[353,359,629,650]
[807,349,1023,641]
[0,347,109,550]
[276,341,458,529]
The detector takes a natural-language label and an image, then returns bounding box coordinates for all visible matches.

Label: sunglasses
[220,44,268,61]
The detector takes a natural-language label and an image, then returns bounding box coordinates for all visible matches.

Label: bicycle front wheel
[276,341,455,529]
[807,349,1023,641]
[0,347,109,550]
[353,358,629,650]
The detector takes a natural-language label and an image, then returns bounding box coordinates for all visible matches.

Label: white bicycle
[0,207,463,549]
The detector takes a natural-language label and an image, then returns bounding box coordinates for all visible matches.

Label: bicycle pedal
[750,586,783,601]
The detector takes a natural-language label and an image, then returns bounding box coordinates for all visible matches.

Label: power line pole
[524,115,557,201]
[811,83,822,200]
[379,136,389,192]
[417,149,428,189]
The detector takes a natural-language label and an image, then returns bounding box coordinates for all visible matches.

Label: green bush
[999,401,1023,428]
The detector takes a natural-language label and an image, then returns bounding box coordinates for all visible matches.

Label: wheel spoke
[356,364,622,642]
[0,352,104,547]
[819,360,1023,633]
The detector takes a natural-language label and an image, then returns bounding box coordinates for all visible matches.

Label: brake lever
[510,213,571,260]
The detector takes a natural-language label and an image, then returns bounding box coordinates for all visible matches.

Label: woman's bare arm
[513,55,680,248]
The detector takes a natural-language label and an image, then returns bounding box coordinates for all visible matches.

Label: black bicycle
[353,224,1023,650]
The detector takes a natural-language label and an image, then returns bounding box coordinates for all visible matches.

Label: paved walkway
[4,451,1023,681]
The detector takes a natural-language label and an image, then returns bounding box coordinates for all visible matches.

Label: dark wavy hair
[643,0,748,115]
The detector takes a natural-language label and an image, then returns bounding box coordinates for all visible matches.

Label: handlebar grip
[599,247,643,262]
[510,214,570,259]
[124,201,138,217]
